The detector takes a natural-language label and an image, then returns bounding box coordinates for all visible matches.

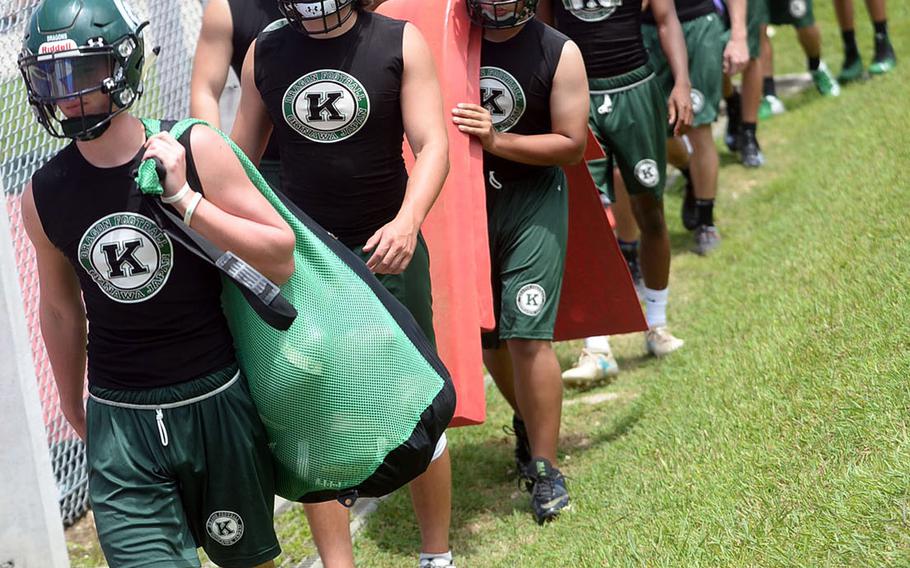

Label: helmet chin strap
[65,114,113,141]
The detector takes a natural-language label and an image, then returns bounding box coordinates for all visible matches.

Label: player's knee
[633,201,667,236]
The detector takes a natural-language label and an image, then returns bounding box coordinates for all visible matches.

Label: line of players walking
[190,0,900,565]
[17,0,897,566]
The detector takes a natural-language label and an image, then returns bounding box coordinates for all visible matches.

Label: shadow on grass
[358,397,646,558]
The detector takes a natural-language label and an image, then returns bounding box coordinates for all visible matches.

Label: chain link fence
[0,0,203,526]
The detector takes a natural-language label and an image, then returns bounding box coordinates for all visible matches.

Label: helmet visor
[25,51,112,100]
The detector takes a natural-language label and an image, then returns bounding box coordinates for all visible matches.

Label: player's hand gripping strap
[134,118,297,331]
[136,118,456,505]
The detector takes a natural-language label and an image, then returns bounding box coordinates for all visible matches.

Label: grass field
[65,4,910,567]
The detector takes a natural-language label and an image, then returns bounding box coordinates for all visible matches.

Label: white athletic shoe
[645,327,684,357]
[562,349,620,386]
[764,94,786,115]
[419,557,456,568]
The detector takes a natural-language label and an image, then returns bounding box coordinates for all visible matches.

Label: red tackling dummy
[554,130,647,340]
[379,0,492,426]
[378,0,646,425]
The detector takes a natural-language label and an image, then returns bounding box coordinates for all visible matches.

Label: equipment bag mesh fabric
[137,118,456,503]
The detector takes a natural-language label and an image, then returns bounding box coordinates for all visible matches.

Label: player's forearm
[488,132,585,166]
[399,139,449,228]
[190,89,223,129]
[657,19,691,88]
[39,303,87,414]
[726,0,747,40]
[170,195,295,283]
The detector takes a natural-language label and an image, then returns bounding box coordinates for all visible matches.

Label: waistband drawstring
[155,408,169,447]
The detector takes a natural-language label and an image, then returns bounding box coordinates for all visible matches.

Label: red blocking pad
[554,129,647,340]
[378,0,490,426]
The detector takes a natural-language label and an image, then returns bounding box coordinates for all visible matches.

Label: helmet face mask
[278,0,357,35]
[466,0,539,29]
[18,0,147,141]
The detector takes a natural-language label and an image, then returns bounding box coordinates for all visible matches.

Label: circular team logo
[78,213,173,304]
[283,69,371,143]
[206,511,244,546]
[562,0,622,22]
[690,89,706,115]
[516,283,546,317]
[480,66,526,132]
[789,0,807,18]
[634,159,660,188]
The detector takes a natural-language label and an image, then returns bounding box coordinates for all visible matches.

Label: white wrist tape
[183,192,203,226]
[160,182,191,204]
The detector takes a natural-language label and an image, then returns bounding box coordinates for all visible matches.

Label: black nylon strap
[130,146,297,331]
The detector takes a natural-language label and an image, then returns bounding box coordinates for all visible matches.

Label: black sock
[874,20,888,38]
[763,77,777,97]
[725,90,741,110]
[874,20,892,55]
[695,199,715,227]
[618,239,639,264]
[842,29,860,61]
[808,57,821,71]
[742,122,757,136]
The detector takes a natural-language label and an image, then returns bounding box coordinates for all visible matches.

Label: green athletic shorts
[482,166,568,349]
[748,0,770,58]
[587,64,667,202]
[259,159,282,192]
[768,0,814,28]
[643,13,729,127]
[352,233,436,347]
[86,365,280,568]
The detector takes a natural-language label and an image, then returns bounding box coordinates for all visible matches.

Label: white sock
[644,287,669,329]
[584,336,612,354]
[420,551,453,563]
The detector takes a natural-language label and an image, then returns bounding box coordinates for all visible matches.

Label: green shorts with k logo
[482,166,568,349]
[643,13,729,128]
[86,365,280,568]
[587,64,668,202]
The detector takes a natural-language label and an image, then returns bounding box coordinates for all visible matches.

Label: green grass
[344,11,910,568]
[65,5,910,566]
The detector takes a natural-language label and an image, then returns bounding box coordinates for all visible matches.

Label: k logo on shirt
[563,0,623,22]
[206,511,244,546]
[480,66,527,133]
[283,69,371,143]
[78,212,173,303]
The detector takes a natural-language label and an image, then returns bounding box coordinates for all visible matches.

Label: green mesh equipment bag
[136,118,456,504]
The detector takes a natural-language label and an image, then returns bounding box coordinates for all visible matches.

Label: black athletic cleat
[739,130,765,168]
[681,178,698,231]
[525,458,570,525]
[509,414,531,478]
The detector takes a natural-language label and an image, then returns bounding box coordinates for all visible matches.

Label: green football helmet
[18,0,148,140]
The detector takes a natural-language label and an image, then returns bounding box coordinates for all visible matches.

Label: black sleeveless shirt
[481,19,569,183]
[227,0,282,163]
[254,12,408,248]
[31,122,235,390]
[552,0,648,79]
[642,0,715,24]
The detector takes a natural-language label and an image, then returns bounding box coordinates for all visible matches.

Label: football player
[230,1,454,566]
[18,0,295,565]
